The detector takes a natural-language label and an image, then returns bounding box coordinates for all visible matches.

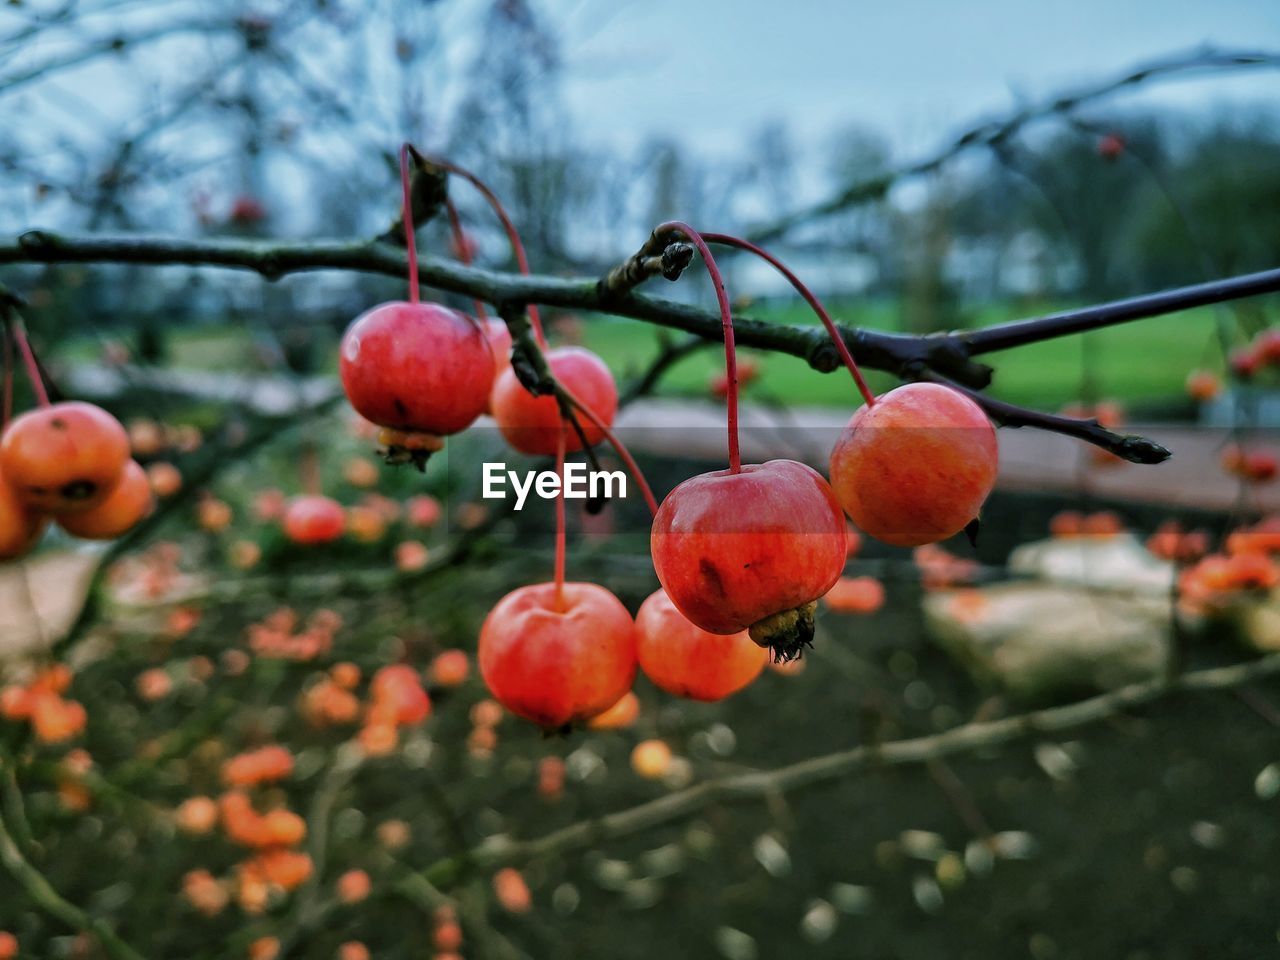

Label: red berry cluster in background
[1229,328,1280,380]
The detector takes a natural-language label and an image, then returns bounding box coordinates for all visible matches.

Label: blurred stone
[991,831,1038,860]
[753,833,791,877]
[964,839,995,877]
[1231,594,1280,652]
[551,882,579,915]
[923,581,1168,700]
[800,900,838,943]
[714,926,757,960]
[899,829,945,861]
[0,550,101,658]
[830,883,872,914]
[1255,763,1280,800]
[912,875,944,913]
[1008,533,1174,595]
[622,878,663,909]
[1033,742,1078,781]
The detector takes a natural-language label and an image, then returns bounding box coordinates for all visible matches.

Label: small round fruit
[635,588,767,701]
[479,581,636,729]
[651,459,847,660]
[55,459,153,540]
[829,383,998,547]
[586,690,639,730]
[490,347,617,455]
[339,301,494,435]
[1185,369,1221,402]
[282,496,345,544]
[631,740,673,780]
[0,401,129,511]
[0,467,46,559]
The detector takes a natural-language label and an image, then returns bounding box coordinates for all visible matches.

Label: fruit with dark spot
[55,459,153,540]
[635,588,767,701]
[0,401,130,512]
[829,383,998,547]
[478,581,635,729]
[651,459,847,661]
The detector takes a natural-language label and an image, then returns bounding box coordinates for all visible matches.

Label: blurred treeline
[2,0,1279,339]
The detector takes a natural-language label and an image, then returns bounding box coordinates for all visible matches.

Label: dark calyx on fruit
[748,601,817,663]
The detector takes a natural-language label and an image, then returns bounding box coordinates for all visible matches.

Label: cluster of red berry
[334,146,1002,733]
[0,399,154,558]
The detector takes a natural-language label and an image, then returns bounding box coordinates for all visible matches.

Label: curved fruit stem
[559,385,658,517]
[702,232,876,408]
[398,143,420,305]
[655,221,740,474]
[423,153,546,347]
[444,197,489,320]
[10,321,48,406]
[1,322,12,427]
[554,421,567,611]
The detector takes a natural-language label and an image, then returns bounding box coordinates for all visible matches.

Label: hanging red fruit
[0,401,130,512]
[652,459,847,660]
[340,303,494,437]
[0,466,46,559]
[479,581,636,731]
[646,225,849,661]
[490,346,617,455]
[829,382,998,547]
[635,588,767,701]
[338,146,495,468]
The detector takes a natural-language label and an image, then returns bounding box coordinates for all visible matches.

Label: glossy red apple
[651,459,847,660]
[478,581,635,729]
[829,383,998,547]
[490,347,617,455]
[635,588,767,701]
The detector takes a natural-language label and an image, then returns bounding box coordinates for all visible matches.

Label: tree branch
[0,228,998,385]
[415,652,1280,887]
[6,228,1278,464]
[0,791,144,960]
[920,371,1172,464]
[749,46,1280,242]
[962,266,1280,354]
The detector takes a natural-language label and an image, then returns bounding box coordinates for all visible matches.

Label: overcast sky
[553,0,1279,156]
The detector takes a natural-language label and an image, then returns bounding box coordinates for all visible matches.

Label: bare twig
[414,652,1280,887]
[749,46,1280,242]
[920,371,1172,464]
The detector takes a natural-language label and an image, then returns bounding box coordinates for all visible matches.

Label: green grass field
[580,298,1221,410]
[63,297,1225,412]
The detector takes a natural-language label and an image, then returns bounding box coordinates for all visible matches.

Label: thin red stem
[424,154,545,346]
[702,232,877,408]
[398,143,420,304]
[11,322,49,406]
[656,221,740,473]
[554,422,566,609]
[560,386,658,517]
[2,323,13,427]
[444,197,489,320]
